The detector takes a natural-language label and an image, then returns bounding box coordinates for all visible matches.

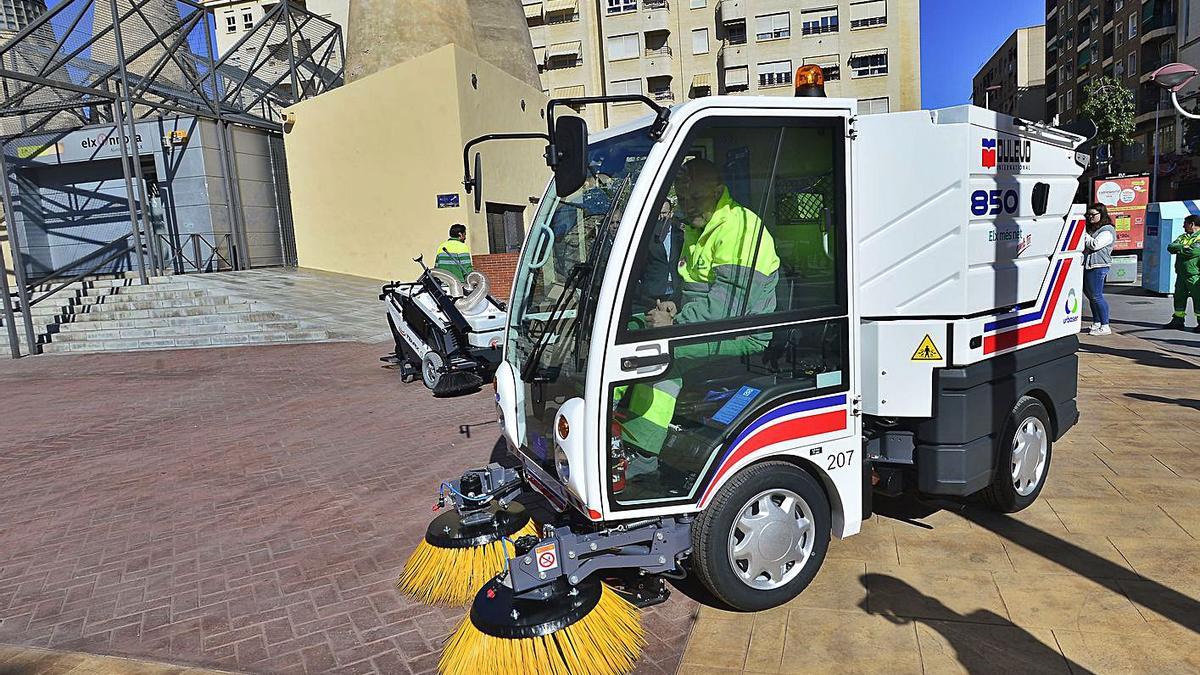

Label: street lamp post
[1150,64,1200,201]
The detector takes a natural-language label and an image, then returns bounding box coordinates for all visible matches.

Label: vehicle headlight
[554,444,570,483]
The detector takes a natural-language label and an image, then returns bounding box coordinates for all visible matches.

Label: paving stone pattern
[0,342,696,674]
[681,331,1200,674]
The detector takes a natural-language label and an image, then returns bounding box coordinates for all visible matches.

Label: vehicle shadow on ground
[874,494,1200,636]
[1123,391,1200,411]
[857,574,1095,675]
[1078,342,1200,369]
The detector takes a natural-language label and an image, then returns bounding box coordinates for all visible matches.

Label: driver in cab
[618,158,781,477]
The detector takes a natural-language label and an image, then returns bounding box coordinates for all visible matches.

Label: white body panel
[854,107,1084,320]
[860,321,948,418]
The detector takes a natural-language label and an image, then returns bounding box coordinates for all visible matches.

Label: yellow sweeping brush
[439,577,645,675]
[397,502,538,606]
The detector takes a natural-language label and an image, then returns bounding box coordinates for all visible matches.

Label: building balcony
[758,70,792,89]
[716,0,745,24]
[605,1,671,33]
[717,40,748,68]
[650,88,675,103]
[644,46,673,77]
[1141,22,1177,44]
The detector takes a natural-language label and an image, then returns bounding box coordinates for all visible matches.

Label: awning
[691,72,712,88]
[533,47,546,63]
[553,85,585,98]
[724,66,748,87]
[547,41,582,58]
[545,0,577,14]
[523,2,542,18]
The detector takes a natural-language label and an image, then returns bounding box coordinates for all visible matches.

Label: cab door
[596,107,862,528]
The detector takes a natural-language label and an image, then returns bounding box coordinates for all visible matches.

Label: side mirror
[472,152,483,213]
[553,116,588,198]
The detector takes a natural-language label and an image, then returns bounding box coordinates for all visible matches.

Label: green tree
[1080,77,1136,147]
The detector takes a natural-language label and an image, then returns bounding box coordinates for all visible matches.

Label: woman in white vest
[1082,203,1117,336]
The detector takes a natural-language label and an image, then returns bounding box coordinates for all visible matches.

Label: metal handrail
[159,233,234,273]
[645,46,672,57]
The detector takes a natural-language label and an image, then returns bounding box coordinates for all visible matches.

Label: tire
[981,396,1053,513]
[691,461,831,612]
[421,351,446,391]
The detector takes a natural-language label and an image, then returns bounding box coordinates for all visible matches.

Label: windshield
[505,125,654,469]
[507,126,654,385]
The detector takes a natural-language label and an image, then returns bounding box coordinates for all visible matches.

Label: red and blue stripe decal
[699,394,848,505]
[981,219,1084,355]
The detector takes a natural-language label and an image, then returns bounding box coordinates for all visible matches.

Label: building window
[1064,88,1073,111]
[485,203,526,254]
[609,77,642,96]
[692,28,710,54]
[859,96,889,114]
[1116,0,1123,8]
[1116,23,1124,46]
[225,14,237,33]
[1115,59,1125,78]
[725,21,747,45]
[803,53,840,81]
[607,0,636,14]
[849,0,886,29]
[242,12,253,31]
[607,33,639,60]
[1128,51,1136,76]
[724,65,749,91]
[690,0,706,7]
[755,12,791,40]
[757,60,792,88]
[800,7,838,35]
[849,49,888,77]
[1158,122,1177,153]
[1128,13,1137,38]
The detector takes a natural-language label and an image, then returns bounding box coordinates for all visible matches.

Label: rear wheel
[691,461,830,611]
[421,351,446,391]
[981,396,1053,513]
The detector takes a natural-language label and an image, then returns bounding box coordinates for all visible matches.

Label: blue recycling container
[1143,201,1200,294]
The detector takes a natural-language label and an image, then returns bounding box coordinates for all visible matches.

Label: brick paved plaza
[1,331,1198,674]
[0,342,694,674]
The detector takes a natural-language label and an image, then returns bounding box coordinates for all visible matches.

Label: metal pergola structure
[0,0,344,358]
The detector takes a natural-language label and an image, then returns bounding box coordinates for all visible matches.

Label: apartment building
[203,0,347,60]
[523,0,921,129]
[972,25,1048,121]
[1045,0,1186,193]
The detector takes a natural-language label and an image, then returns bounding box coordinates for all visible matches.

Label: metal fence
[0,0,343,357]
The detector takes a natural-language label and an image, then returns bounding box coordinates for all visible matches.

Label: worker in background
[435,223,473,284]
[618,158,780,476]
[1165,214,1200,332]
[1082,204,1116,336]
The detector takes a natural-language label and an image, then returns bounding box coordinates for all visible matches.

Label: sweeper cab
[408,66,1095,674]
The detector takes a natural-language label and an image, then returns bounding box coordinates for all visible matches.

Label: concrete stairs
[3,275,348,356]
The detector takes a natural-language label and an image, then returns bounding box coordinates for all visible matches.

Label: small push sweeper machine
[398,66,1093,675]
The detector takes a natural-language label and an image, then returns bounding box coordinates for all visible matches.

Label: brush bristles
[397,521,538,606]
[439,584,645,675]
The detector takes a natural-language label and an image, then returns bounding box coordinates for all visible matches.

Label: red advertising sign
[1092,175,1150,251]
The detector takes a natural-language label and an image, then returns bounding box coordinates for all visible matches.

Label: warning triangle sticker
[911,335,944,361]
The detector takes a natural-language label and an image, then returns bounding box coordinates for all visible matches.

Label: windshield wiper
[520,176,632,384]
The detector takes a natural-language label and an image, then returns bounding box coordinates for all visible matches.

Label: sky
[921,0,1046,109]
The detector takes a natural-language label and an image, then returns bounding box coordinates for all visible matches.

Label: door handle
[621,353,671,371]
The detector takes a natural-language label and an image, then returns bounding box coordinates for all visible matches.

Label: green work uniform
[618,189,780,456]
[434,239,473,283]
[1168,232,1200,319]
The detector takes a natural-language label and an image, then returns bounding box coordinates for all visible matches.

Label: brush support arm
[503,517,694,600]
[443,464,524,518]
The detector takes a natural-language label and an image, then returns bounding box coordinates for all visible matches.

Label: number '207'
[971,189,1019,216]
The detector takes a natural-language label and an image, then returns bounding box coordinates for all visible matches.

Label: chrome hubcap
[727,489,815,590]
[1011,416,1048,496]
[423,353,442,384]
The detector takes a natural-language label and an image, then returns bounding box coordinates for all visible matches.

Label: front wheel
[981,396,1053,513]
[691,461,831,611]
[421,350,446,391]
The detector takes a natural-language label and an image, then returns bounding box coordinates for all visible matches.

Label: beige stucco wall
[282,44,548,282]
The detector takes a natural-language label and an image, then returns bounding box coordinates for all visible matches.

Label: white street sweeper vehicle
[380,257,506,395]
[400,66,1094,675]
